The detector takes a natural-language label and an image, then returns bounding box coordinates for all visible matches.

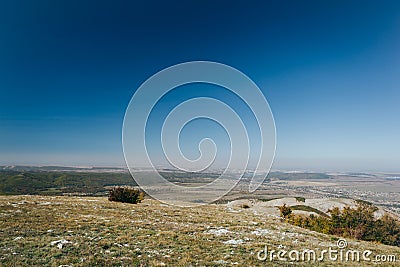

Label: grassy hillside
[1,195,399,266]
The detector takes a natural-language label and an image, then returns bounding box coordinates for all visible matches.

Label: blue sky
[0,0,399,171]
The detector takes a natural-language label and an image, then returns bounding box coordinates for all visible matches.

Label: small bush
[108,186,144,204]
[287,202,400,247]
[278,204,292,219]
[240,203,250,209]
[295,196,306,202]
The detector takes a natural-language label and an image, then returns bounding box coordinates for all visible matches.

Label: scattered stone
[214,259,228,264]
[222,239,243,245]
[206,228,230,236]
[50,239,73,249]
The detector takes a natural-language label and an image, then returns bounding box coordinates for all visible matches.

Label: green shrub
[295,196,306,202]
[287,202,400,247]
[240,203,250,209]
[108,186,144,204]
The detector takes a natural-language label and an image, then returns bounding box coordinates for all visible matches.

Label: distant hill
[0,168,226,196]
[0,170,136,196]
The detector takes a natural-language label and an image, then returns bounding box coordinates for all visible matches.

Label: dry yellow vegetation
[0,195,399,266]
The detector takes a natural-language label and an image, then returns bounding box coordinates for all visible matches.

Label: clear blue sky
[1,0,399,171]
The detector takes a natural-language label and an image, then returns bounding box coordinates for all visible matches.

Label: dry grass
[0,195,399,266]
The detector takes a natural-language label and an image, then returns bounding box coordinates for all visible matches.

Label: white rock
[214,260,229,264]
[50,239,73,249]
[251,229,272,236]
[223,239,243,245]
[207,228,231,236]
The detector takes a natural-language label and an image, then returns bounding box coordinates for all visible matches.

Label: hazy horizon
[1,1,400,172]
[1,161,399,174]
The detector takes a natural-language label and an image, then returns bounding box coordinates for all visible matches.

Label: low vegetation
[279,202,400,247]
[278,203,292,219]
[295,196,306,202]
[2,195,399,266]
[108,186,144,204]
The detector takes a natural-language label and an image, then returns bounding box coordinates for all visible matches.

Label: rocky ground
[0,195,399,266]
